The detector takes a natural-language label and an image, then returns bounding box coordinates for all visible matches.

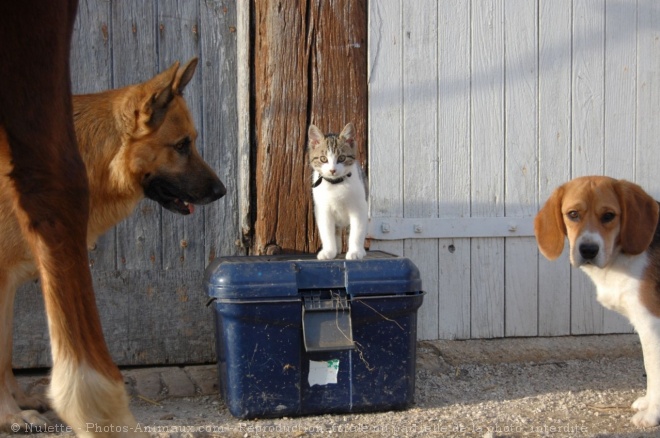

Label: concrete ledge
[420,334,642,367]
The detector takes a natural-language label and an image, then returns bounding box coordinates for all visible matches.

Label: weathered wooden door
[250,0,368,255]
[14,0,240,368]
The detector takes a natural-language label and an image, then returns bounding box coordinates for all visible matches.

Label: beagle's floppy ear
[614,180,659,255]
[534,186,567,260]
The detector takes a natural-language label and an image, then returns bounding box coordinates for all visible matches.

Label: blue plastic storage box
[204,251,424,419]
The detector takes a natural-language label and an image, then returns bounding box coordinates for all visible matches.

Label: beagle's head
[534,176,659,268]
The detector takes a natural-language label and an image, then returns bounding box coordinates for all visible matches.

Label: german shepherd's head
[122,58,225,215]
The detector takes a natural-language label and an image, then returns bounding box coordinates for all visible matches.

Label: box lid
[204,251,422,300]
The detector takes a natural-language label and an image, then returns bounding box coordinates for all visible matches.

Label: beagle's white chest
[581,253,649,318]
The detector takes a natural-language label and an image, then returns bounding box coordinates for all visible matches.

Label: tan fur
[535,176,658,266]
[0,58,224,434]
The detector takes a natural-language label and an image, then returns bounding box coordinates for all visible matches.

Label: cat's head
[308,123,357,179]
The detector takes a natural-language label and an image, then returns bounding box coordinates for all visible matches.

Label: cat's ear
[308,124,324,149]
[340,123,355,146]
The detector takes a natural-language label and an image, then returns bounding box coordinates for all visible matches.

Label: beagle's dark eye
[567,211,580,221]
[601,212,616,224]
[174,137,191,154]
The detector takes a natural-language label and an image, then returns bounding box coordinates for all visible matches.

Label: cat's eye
[337,155,346,163]
[320,156,328,163]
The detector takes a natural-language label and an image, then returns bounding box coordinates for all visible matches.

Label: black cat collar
[312,172,352,188]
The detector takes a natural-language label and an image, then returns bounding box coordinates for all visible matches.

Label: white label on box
[308,359,339,386]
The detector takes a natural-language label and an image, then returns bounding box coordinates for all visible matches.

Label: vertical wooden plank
[252,0,367,255]
[157,0,206,270]
[309,2,368,152]
[71,1,112,92]
[70,0,116,272]
[538,0,572,336]
[201,0,241,260]
[252,0,309,255]
[637,0,660,197]
[504,0,538,337]
[602,0,636,333]
[308,0,368,254]
[402,0,438,341]
[471,0,505,338]
[437,1,471,339]
[571,0,605,335]
[368,0,404,258]
[237,0,251,254]
[112,0,160,270]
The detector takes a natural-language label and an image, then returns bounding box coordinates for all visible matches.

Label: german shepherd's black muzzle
[143,170,225,215]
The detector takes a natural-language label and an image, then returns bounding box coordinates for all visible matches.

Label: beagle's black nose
[579,243,599,260]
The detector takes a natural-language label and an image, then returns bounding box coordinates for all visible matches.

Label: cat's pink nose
[330,169,336,175]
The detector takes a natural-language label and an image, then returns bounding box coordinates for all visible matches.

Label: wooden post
[252,0,367,255]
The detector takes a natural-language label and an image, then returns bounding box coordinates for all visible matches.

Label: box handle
[301,290,354,352]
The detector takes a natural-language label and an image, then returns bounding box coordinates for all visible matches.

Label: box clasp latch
[302,289,354,352]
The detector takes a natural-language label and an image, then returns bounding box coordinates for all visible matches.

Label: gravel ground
[8,335,660,438]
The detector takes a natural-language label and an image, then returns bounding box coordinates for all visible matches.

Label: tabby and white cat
[308,122,368,260]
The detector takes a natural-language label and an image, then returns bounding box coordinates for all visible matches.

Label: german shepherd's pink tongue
[182,200,195,214]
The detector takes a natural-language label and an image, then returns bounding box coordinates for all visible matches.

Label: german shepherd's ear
[173,57,198,94]
[140,58,198,130]
[139,62,178,130]
[534,185,567,260]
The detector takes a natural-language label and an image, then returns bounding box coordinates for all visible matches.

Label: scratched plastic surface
[204,251,424,419]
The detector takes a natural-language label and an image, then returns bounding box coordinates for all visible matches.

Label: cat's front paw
[345,248,366,260]
[317,249,337,260]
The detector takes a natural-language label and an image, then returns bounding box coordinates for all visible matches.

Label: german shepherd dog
[0,2,224,434]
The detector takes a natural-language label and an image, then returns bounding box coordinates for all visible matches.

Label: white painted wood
[365,0,660,340]
[402,0,439,341]
[368,0,404,257]
[504,0,538,337]
[602,0,637,334]
[368,217,534,239]
[571,0,606,335]
[537,0,572,336]
[637,0,660,198]
[470,0,505,339]
[437,0,471,339]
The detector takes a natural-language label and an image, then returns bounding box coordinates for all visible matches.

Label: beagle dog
[535,175,660,428]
